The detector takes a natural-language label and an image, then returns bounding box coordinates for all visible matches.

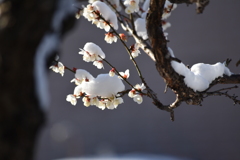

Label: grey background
[35,1,240,160]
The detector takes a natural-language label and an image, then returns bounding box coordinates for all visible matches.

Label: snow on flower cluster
[171,61,232,92]
[79,42,105,69]
[83,1,118,32]
[134,0,177,40]
[67,69,125,110]
[128,83,146,104]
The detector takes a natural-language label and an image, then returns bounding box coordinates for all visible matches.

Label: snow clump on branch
[79,42,105,69]
[67,69,125,109]
[83,1,118,32]
[171,61,232,92]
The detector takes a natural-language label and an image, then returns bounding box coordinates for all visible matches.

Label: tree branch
[169,0,210,13]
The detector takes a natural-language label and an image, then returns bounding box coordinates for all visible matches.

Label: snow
[82,74,125,98]
[171,61,232,92]
[92,1,118,30]
[75,69,95,81]
[80,42,106,60]
[134,18,148,40]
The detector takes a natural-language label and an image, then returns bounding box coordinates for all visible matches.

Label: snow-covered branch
[50,0,239,120]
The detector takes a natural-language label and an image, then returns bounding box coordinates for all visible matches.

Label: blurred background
[35,1,240,160]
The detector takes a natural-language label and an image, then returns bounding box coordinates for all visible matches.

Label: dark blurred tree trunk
[0,0,57,160]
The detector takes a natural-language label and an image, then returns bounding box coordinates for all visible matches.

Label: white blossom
[93,60,104,69]
[97,100,106,110]
[130,43,141,58]
[82,96,91,107]
[119,69,130,79]
[134,83,146,91]
[92,1,118,30]
[113,97,123,107]
[49,62,65,76]
[105,32,117,44]
[109,68,115,77]
[124,0,140,14]
[119,33,127,42]
[133,94,143,104]
[79,42,106,62]
[66,94,77,106]
[128,90,136,98]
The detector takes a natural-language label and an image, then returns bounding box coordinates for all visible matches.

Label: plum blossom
[134,83,146,91]
[130,43,141,58]
[83,1,118,32]
[105,32,117,44]
[96,96,124,110]
[93,60,104,69]
[66,94,77,105]
[82,96,91,107]
[119,69,130,79]
[49,62,65,76]
[79,42,106,69]
[124,0,140,14]
[128,83,145,103]
[128,90,136,98]
[109,68,115,77]
[119,33,127,42]
[133,94,143,104]
[83,4,96,22]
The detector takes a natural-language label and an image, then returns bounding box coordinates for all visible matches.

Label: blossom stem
[93,10,144,84]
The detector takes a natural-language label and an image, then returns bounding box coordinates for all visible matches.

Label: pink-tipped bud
[119,33,127,42]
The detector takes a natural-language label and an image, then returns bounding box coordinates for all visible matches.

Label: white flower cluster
[49,62,65,76]
[79,42,105,69]
[67,69,125,110]
[83,1,118,32]
[105,32,117,44]
[128,83,146,104]
[124,0,140,14]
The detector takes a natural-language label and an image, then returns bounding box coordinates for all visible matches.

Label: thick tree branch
[147,0,203,109]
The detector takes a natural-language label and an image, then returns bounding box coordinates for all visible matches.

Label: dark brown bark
[0,0,57,160]
[147,0,203,108]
